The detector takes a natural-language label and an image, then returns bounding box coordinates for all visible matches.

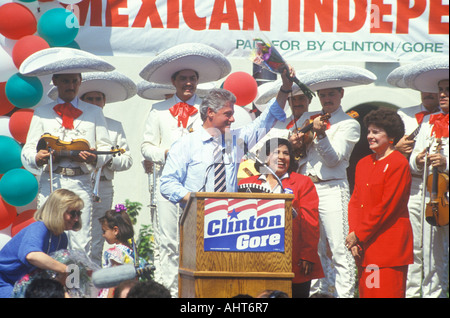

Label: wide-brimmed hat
[386,64,415,88]
[48,71,136,103]
[20,47,115,77]
[139,43,231,85]
[403,56,449,93]
[137,81,216,100]
[306,65,377,91]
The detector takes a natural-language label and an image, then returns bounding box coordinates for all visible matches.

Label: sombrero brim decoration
[386,63,415,89]
[137,82,176,100]
[403,56,449,93]
[48,71,137,103]
[139,43,232,85]
[20,47,115,77]
[306,65,377,91]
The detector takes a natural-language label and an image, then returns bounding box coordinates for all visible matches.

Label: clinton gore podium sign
[204,198,285,252]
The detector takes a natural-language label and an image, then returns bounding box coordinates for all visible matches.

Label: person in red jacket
[239,138,323,298]
[345,108,413,298]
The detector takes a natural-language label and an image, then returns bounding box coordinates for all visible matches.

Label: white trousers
[38,172,94,258]
[309,179,356,298]
[91,180,114,266]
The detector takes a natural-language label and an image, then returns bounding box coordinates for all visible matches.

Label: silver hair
[200,88,236,121]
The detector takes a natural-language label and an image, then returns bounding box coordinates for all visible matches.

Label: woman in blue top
[0,189,83,298]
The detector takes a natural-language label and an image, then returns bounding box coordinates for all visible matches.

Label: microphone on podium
[92,264,155,288]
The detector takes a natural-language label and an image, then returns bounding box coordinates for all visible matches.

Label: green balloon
[37,8,79,47]
[0,135,23,174]
[0,168,38,207]
[5,73,43,108]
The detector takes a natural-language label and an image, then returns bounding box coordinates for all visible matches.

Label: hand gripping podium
[178,192,294,298]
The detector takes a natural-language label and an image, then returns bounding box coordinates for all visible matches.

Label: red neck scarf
[310,113,331,130]
[53,102,83,129]
[415,110,431,125]
[169,102,198,128]
[429,113,449,138]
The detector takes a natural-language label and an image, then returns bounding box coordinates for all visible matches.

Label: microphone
[92,265,155,288]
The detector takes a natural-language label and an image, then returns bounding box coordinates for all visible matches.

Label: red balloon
[223,72,258,106]
[11,209,36,236]
[12,35,50,69]
[0,3,37,40]
[9,108,34,144]
[0,197,17,230]
[0,82,16,116]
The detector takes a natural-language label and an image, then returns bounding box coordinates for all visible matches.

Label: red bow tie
[286,119,296,129]
[53,102,83,129]
[169,102,198,128]
[415,110,431,125]
[429,113,449,138]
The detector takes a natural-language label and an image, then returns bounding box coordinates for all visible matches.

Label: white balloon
[231,105,253,129]
[0,45,17,82]
[0,116,13,138]
[0,231,12,250]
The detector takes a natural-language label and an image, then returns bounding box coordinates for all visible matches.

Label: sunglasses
[67,210,82,218]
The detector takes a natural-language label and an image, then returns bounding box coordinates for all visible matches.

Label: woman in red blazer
[345,109,413,298]
[239,138,323,298]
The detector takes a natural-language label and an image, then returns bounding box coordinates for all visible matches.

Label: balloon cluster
[0,0,81,235]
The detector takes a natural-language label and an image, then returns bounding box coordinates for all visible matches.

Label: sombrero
[48,71,137,103]
[306,65,377,91]
[386,63,415,89]
[137,81,216,100]
[403,56,449,93]
[139,43,232,85]
[20,47,115,77]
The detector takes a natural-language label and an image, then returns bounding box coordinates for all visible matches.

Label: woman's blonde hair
[34,189,84,235]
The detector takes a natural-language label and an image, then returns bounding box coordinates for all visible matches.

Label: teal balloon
[0,168,38,206]
[37,8,79,47]
[5,73,43,108]
[0,135,23,174]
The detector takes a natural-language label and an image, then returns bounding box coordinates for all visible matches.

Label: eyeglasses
[67,210,82,218]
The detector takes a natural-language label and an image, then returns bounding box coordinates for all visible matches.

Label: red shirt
[348,150,413,268]
[239,172,323,283]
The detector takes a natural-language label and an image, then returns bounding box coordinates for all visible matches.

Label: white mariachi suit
[409,113,449,298]
[296,106,360,298]
[21,98,113,259]
[141,95,202,297]
[91,117,133,266]
[397,104,436,298]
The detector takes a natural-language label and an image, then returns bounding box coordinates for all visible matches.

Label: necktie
[53,102,83,129]
[414,110,430,125]
[169,102,198,128]
[429,113,449,138]
[213,142,226,192]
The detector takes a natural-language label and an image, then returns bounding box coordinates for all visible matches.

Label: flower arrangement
[253,37,315,100]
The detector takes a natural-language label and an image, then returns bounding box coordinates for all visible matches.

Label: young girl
[97,204,137,298]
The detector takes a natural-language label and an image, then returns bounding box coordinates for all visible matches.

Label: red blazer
[348,151,413,268]
[239,172,323,284]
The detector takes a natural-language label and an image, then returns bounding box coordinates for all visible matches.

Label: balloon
[12,35,50,69]
[0,116,13,137]
[11,209,36,236]
[0,169,39,207]
[0,82,16,116]
[0,46,17,82]
[0,135,23,174]
[223,72,258,106]
[37,8,79,47]
[9,108,34,144]
[0,198,17,230]
[0,3,37,40]
[5,73,43,108]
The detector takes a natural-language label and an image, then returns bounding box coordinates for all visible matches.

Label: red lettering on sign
[396,0,426,34]
[132,0,163,28]
[210,0,240,30]
[370,0,392,33]
[304,0,334,32]
[77,0,103,26]
[167,0,180,29]
[243,0,271,31]
[288,0,300,32]
[105,0,128,27]
[429,0,449,34]
[183,0,207,30]
[337,0,367,33]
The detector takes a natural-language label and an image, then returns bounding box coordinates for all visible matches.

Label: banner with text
[204,198,286,252]
[70,0,449,62]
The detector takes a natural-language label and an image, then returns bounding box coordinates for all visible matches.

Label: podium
[178,192,294,298]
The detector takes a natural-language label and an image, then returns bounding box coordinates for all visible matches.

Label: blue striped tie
[213,143,226,192]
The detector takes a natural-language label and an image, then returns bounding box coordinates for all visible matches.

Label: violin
[425,139,449,227]
[36,133,125,157]
[291,110,359,159]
